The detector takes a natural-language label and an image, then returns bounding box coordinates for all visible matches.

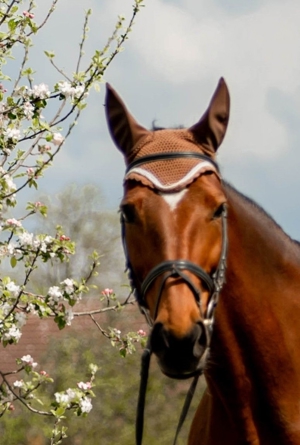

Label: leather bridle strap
[126,152,220,173]
[136,339,151,445]
[141,260,215,300]
[136,342,201,445]
[172,374,200,445]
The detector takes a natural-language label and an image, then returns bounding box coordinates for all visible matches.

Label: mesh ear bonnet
[125,129,219,192]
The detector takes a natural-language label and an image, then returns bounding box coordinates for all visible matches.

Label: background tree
[0,1,145,443]
[32,183,125,293]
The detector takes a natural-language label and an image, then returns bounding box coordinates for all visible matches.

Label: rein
[121,152,228,445]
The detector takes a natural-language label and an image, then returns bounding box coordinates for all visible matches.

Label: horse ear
[189,78,230,153]
[105,83,149,157]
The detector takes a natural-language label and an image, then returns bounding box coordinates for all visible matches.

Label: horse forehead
[159,189,188,211]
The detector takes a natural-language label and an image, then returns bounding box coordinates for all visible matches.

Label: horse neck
[225,183,300,283]
[206,184,300,444]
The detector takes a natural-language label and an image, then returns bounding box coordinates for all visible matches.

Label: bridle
[120,151,228,445]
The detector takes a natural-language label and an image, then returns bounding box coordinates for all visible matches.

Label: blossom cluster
[54,389,93,414]
[52,364,98,417]
[0,355,52,413]
[57,81,89,101]
[1,356,97,419]
[109,327,147,357]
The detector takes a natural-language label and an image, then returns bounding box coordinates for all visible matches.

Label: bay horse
[105,78,300,445]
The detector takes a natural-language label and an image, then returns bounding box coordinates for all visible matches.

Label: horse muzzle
[150,321,208,379]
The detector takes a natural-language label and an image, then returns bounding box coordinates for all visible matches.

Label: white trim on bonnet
[124,160,217,192]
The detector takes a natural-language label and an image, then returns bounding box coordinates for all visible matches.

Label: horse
[105,78,300,445]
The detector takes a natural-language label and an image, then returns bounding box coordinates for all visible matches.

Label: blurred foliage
[0,311,206,445]
[31,183,125,294]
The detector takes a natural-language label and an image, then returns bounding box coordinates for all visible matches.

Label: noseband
[120,152,228,445]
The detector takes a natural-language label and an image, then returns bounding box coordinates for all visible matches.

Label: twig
[76,9,91,75]
[28,0,60,35]
[0,0,19,27]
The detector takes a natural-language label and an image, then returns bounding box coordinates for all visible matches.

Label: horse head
[105,79,230,379]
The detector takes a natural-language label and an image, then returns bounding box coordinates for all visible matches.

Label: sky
[18,0,300,239]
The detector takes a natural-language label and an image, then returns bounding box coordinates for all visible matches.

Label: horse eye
[120,204,136,224]
[212,203,225,220]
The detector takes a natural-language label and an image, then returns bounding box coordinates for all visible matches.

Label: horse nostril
[150,322,169,355]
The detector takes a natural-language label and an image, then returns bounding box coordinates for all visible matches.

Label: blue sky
[25,0,300,239]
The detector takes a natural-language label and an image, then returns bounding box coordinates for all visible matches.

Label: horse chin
[155,349,208,380]
[159,362,205,380]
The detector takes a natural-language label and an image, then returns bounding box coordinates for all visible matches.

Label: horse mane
[224,181,300,250]
[152,123,184,131]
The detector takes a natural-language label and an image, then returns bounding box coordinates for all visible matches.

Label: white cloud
[119,0,300,159]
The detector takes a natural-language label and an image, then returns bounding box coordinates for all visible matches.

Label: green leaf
[44,50,55,59]
[8,19,17,32]
[10,256,17,268]
[119,348,126,358]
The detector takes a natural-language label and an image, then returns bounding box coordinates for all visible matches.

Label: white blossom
[55,392,71,404]
[65,309,74,326]
[79,396,93,413]
[6,218,21,227]
[57,81,88,100]
[13,380,24,388]
[52,132,64,146]
[6,281,20,297]
[77,381,92,390]
[4,128,21,141]
[0,103,7,125]
[62,278,74,294]
[15,312,26,328]
[55,388,77,406]
[21,354,37,368]
[1,302,13,315]
[39,241,47,253]
[57,81,75,98]
[32,237,46,252]
[3,175,16,192]
[18,232,34,247]
[3,325,22,342]
[26,303,38,315]
[0,242,19,257]
[66,388,77,400]
[48,286,62,302]
[7,243,15,255]
[23,101,34,119]
[74,84,88,99]
[44,236,53,244]
[30,83,50,99]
